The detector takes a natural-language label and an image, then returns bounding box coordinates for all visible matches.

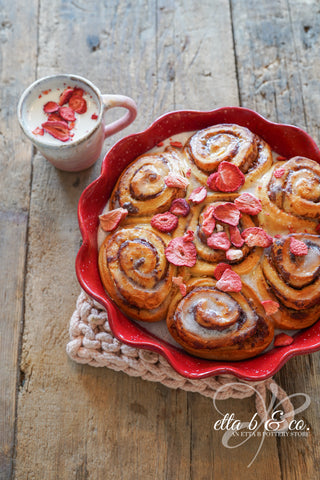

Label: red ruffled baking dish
[76,106,320,380]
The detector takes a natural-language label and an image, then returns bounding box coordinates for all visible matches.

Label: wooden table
[2,1,320,478]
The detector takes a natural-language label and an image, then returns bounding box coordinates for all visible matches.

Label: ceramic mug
[17,74,137,172]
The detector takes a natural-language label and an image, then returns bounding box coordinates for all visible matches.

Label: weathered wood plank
[0,1,38,478]
[231,0,320,478]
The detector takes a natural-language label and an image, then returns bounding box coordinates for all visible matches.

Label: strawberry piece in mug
[69,93,87,114]
[41,120,70,142]
[59,87,74,106]
[59,106,76,122]
[43,101,60,113]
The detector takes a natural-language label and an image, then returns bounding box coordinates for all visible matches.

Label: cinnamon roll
[256,234,320,329]
[185,124,273,187]
[98,226,177,322]
[110,147,189,217]
[166,277,274,360]
[188,200,262,275]
[258,157,320,234]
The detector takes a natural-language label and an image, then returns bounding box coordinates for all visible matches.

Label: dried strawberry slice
[69,94,87,114]
[172,276,187,296]
[169,198,190,217]
[170,140,183,148]
[59,88,74,106]
[274,167,285,178]
[43,101,60,113]
[47,112,65,123]
[229,225,244,248]
[213,262,232,280]
[216,269,242,292]
[261,300,280,315]
[234,193,262,215]
[41,121,70,142]
[99,208,128,231]
[212,202,241,227]
[207,232,231,251]
[207,172,220,191]
[290,237,308,256]
[164,173,189,189]
[201,205,216,236]
[241,227,273,248]
[32,127,44,136]
[150,212,178,232]
[59,106,76,122]
[165,236,197,267]
[188,186,207,204]
[274,333,293,347]
[215,162,245,192]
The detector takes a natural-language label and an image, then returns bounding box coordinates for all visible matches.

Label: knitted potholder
[67,291,294,423]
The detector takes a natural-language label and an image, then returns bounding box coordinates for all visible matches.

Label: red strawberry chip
[32,127,44,136]
[274,333,294,347]
[290,237,308,256]
[213,263,232,280]
[150,212,178,232]
[201,205,216,236]
[183,230,195,242]
[172,276,187,295]
[59,87,74,106]
[164,173,189,189]
[216,269,242,292]
[215,162,245,192]
[229,225,245,248]
[99,208,128,231]
[59,106,76,122]
[169,198,190,217]
[261,300,280,315]
[188,186,207,204]
[69,94,87,114]
[41,120,70,142]
[43,101,60,113]
[274,167,285,178]
[165,236,197,267]
[241,227,273,248]
[234,193,262,215]
[207,232,231,251]
[47,112,64,123]
[212,202,241,227]
[207,172,220,191]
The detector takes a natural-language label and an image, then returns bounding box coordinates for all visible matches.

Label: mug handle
[101,94,137,138]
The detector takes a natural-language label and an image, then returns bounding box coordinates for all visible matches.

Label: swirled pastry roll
[110,148,189,217]
[166,277,274,360]
[98,226,177,322]
[256,234,320,329]
[257,157,320,234]
[185,124,273,187]
[188,201,262,275]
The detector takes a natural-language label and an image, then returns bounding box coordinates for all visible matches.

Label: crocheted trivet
[67,292,294,424]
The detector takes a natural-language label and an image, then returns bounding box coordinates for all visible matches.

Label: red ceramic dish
[76,106,320,381]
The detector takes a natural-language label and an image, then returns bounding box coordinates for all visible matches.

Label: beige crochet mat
[67,291,295,424]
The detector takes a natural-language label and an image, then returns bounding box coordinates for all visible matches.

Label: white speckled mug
[17,74,137,172]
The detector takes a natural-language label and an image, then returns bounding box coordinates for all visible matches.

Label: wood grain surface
[1,0,319,479]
